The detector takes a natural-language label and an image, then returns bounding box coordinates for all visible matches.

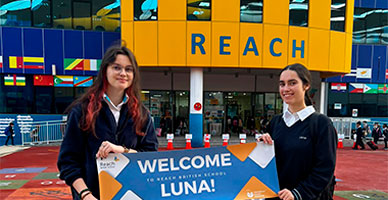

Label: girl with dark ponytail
[58,45,158,200]
[259,63,337,200]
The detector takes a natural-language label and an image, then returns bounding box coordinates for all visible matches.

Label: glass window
[73,1,92,30]
[187,0,211,21]
[0,0,31,27]
[328,91,348,117]
[240,0,262,23]
[377,94,388,117]
[330,0,346,32]
[204,92,224,134]
[32,0,51,28]
[54,88,74,114]
[35,87,54,114]
[150,91,171,133]
[353,8,388,45]
[289,0,308,27]
[92,0,121,32]
[53,0,72,29]
[134,0,158,21]
[0,75,33,113]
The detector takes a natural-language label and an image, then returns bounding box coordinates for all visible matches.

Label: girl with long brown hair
[57,45,158,200]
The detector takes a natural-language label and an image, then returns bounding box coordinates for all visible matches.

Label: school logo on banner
[9,56,44,69]
[4,74,25,86]
[64,59,101,71]
[54,75,74,87]
[349,83,364,93]
[33,75,54,86]
[97,142,280,200]
[74,76,93,87]
[356,67,371,79]
[363,84,378,94]
[378,84,388,94]
[330,83,346,92]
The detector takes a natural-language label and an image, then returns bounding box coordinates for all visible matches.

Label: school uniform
[267,106,337,200]
[57,96,158,199]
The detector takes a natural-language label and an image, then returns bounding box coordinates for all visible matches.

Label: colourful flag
[330,83,347,92]
[349,83,364,93]
[0,56,3,68]
[9,56,23,69]
[356,67,371,79]
[386,69,388,79]
[23,57,44,69]
[33,75,54,86]
[74,76,93,87]
[84,59,101,71]
[4,74,25,86]
[378,84,388,94]
[363,84,378,94]
[54,75,74,87]
[64,59,84,71]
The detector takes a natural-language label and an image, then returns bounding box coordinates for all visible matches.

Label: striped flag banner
[74,76,93,87]
[54,75,74,87]
[378,84,388,94]
[343,69,356,77]
[363,84,378,94]
[4,74,25,86]
[85,59,101,71]
[0,56,3,68]
[9,56,23,69]
[23,56,44,69]
[349,83,364,93]
[64,59,84,71]
[330,83,347,92]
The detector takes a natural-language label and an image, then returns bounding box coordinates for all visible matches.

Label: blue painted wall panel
[2,27,23,74]
[0,27,2,73]
[84,31,103,59]
[354,0,361,7]
[360,0,376,8]
[64,30,84,76]
[103,32,121,53]
[372,45,387,83]
[375,0,388,8]
[23,28,44,74]
[44,29,63,75]
[64,30,83,58]
[357,45,372,67]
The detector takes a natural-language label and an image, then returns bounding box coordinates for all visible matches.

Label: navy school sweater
[267,113,337,200]
[57,102,158,199]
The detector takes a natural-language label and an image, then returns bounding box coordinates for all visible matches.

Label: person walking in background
[353,121,365,150]
[371,122,381,145]
[4,122,15,146]
[363,121,371,137]
[57,45,158,200]
[258,63,337,200]
[382,124,388,150]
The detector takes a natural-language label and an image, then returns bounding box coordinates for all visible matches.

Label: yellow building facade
[121,0,354,76]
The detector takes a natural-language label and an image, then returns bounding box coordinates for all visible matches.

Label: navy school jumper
[267,113,337,200]
[57,102,158,199]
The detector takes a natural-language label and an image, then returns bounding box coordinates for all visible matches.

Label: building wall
[122,0,354,75]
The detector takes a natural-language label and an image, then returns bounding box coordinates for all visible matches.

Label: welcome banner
[97,142,279,200]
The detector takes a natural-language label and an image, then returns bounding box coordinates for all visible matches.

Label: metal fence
[21,120,66,146]
[330,117,388,139]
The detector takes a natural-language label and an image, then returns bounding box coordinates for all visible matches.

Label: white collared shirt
[103,93,129,125]
[282,105,315,127]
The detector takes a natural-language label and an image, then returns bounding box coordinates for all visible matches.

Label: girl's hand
[256,133,273,145]
[96,141,123,158]
[278,189,294,200]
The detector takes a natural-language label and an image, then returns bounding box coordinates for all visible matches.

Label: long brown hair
[280,63,313,106]
[66,45,147,137]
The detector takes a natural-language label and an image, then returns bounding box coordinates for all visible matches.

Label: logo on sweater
[299,136,307,140]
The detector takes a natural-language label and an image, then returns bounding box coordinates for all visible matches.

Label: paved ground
[0,144,387,200]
